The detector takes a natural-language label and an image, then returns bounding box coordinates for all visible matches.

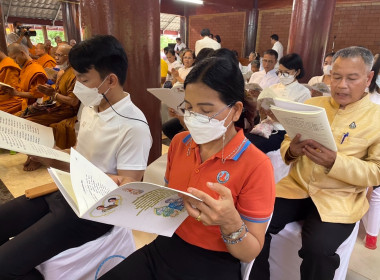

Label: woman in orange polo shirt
[100,56,275,280]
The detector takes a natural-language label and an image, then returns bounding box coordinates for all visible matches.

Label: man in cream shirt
[251,46,380,280]
[271,34,283,69]
[194,28,220,56]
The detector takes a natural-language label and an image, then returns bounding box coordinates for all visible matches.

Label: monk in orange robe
[20,44,80,171]
[2,43,48,113]
[35,43,56,68]
[0,50,21,114]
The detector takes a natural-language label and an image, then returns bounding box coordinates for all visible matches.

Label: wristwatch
[223,222,246,240]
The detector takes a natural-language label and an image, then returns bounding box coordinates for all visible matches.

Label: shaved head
[35,43,48,56]
[57,44,72,55]
[8,43,28,55]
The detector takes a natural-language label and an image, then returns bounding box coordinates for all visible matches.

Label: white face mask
[56,61,69,70]
[73,76,110,107]
[278,74,295,86]
[323,65,332,76]
[184,106,233,144]
[376,75,380,88]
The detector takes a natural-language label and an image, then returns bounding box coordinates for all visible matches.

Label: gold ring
[196,212,202,222]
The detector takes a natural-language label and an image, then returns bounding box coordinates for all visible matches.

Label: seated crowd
[0,24,379,280]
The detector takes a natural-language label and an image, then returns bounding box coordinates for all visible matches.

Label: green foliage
[29,29,65,46]
[160,35,176,51]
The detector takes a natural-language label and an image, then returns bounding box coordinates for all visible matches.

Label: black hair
[200,28,211,37]
[210,48,239,67]
[369,55,380,93]
[232,50,239,58]
[215,35,221,44]
[251,59,260,69]
[270,34,279,41]
[184,56,256,131]
[325,52,335,59]
[69,35,128,85]
[194,48,214,64]
[13,21,21,28]
[263,49,278,60]
[163,47,169,54]
[167,48,176,57]
[279,53,305,79]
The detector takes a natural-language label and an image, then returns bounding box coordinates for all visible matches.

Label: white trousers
[362,187,380,236]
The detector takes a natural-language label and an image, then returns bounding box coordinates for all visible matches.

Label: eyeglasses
[55,53,67,58]
[276,71,293,78]
[177,102,233,123]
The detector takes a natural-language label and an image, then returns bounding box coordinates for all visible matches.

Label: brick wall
[326,3,380,55]
[256,2,380,57]
[256,8,292,56]
[188,12,246,57]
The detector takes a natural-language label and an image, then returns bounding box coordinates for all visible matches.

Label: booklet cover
[270,98,337,151]
[48,148,201,237]
[147,87,185,116]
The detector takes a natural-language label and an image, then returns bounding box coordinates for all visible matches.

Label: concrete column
[42,26,48,43]
[81,0,162,163]
[61,0,81,43]
[287,0,336,82]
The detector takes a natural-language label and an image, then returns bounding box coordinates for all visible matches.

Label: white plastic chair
[269,221,360,280]
[36,227,135,280]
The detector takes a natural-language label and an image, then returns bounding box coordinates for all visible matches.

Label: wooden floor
[0,145,379,279]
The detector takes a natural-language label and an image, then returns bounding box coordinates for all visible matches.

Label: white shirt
[249,69,279,89]
[195,37,221,56]
[272,41,283,61]
[7,32,29,53]
[76,94,152,173]
[172,66,193,87]
[308,75,324,86]
[166,60,182,81]
[174,42,186,60]
[370,91,380,105]
[269,81,311,103]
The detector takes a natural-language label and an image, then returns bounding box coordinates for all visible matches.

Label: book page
[0,82,14,89]
[81,182,195,237]
[0,132,70,162]
[147,88,185,116]
[69,148,119,216]
[0,111,54,147]
[271,100,337,151]
[48,168,79,216]
[273,98,323,112]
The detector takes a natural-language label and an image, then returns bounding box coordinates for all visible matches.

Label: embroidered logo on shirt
[217,171,230,184]
[349,122,356,129]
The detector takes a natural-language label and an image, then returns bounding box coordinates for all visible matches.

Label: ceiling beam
[162,16,177,31]
[6,16,63,26]
[52,4,61,26]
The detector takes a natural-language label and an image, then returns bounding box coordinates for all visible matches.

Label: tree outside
[30,29,65,46]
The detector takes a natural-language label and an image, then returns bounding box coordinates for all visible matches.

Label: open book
[270,98,337,151]
[48,148,201,237]
[0,111,70,162]
[147,87,185,116]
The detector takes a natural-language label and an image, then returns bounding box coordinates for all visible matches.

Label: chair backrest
[241,215,273,280]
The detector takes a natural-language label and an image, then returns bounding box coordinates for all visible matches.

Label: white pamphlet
[48,148,201,237]
[147,87,185,116]
[270,98,337,151]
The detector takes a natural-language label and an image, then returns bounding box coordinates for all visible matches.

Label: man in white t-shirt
[0,35,152,279]
[174,37,186,60]
[271,34,283,68]
[249,49,280,89]
[194,28,221,56]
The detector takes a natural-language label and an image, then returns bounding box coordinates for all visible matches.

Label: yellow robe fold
[0,57,22,114]
[36,53,56,69]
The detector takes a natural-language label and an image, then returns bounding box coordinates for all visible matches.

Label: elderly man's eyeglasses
[177,101,233,123]
[55,53,67,58]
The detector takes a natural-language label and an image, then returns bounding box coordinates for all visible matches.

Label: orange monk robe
[16,60,48,111]
[36,53,56,69]
[25,67,79,127]
[0,57,22,114]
